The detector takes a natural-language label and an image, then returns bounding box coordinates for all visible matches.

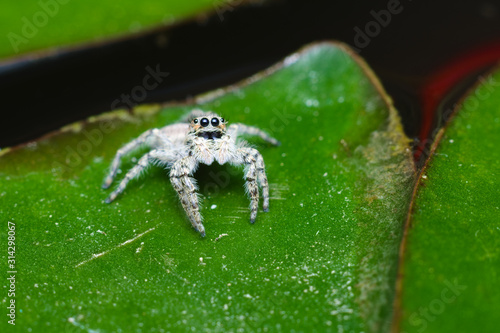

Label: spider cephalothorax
[190,113,226,139]
[102,109,280,237]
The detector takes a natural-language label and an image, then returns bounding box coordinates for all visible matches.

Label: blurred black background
[1,0,500,148]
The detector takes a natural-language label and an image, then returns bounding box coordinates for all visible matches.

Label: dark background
[1,0,500,148]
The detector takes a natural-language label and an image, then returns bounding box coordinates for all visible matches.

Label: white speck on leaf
[305,98,319,107]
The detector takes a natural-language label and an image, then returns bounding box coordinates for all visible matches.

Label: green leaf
[0,42,414,332]
[0,0,223,59]
[396,69,500,332]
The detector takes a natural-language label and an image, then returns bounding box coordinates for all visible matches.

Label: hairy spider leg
[229,125,274,213]
[102,128,172,189]
[228,123,281,146]
[240,147,269,222]
[169,156,205,236]
[105,149,176,203]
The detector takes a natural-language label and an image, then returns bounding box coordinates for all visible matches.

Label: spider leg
[170,157,205,237]
[240,148,264,223]
[255,152,270,212]
[105,149,173,203]
[228,123,281,146]
[102,129,172,189]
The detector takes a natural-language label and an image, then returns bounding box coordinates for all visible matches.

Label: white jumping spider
[102,109,280,237]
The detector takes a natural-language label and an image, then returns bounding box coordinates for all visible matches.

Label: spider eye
[220,118,225,123]
[211,118,220,126]
[200,118,209,127]
[193,119,198,124]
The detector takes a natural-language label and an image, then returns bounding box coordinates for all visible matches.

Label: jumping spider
[102,109,280,237]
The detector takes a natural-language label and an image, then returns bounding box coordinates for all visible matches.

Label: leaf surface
[397,68,500,333]
[0,0,223,59]
[0,42,414,332]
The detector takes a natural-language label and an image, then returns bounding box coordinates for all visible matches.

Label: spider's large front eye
[200,118,209,127]
[211,118,219,126]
